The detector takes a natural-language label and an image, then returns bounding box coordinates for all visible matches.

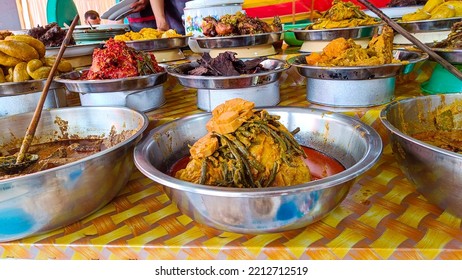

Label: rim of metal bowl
[0,107,149,183]
[134,106,383,197]
[166,58,290,89]
[287,50,428,80]
[54,70,168,93]
[124,36,190,51]
[380,95,462,159]
[397,17,462,32]
[190,32,283,48]
[289,24,382,41]
[0,79,63,96]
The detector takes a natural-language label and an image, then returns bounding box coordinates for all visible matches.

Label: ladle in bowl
[0,15,80,174]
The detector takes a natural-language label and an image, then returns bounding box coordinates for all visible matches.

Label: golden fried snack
[0,40,39,61]
[43,56,72,72]
[13,62,30,82]
[0,51,22,67]
[5,35,46,58]
[26,59,51,80]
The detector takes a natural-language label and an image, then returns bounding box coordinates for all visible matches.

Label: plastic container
[183,0,244,37]
[283,22,309,47]
[421,63,462,95]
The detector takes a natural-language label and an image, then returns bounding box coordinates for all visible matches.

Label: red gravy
[168,146,345,181]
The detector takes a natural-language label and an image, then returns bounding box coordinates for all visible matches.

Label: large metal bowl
[0,107,148,242]
[166,58,289,89]
[134,107,382,233]
[380,94,462,218]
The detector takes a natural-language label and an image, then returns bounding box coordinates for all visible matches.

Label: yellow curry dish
[305,0,380,30]
[174,98,312,188]
[304,25,403,66]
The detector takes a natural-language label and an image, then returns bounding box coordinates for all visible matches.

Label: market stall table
[1,48,461,260]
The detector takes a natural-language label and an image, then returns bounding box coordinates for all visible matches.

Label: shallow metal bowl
[380,94,462,218]
[0,107,148,242]
[190,32,283,49]
[397,17,462,32]
[288,50,428,80]
[54,70,168,93]
[430,48,462,64]
[134,107,382,233]
[166,58,289,89]
[124,36,190,51]
[290,24,381,41]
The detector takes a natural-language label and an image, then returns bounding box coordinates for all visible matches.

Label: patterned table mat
[2,54,461,260]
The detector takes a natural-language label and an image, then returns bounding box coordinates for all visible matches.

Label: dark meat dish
[201,11,281,37]
[188,52,268,76]
[433,21,462,48]
[27,23,76,47]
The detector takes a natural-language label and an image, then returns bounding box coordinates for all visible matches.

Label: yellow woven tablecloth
[1,51,461,260]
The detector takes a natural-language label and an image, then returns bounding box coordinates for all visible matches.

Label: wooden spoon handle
[358,0,462,81]
[16,15,80,164]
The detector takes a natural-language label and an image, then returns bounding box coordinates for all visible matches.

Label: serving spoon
[358,0,462,81]
[0,15,80,174]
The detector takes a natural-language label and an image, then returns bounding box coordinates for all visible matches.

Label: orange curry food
[305,25,402,66]
[173,98,313,188]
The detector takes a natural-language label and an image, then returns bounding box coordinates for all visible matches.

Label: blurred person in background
[128,0,189,33]
[84,10,101,25]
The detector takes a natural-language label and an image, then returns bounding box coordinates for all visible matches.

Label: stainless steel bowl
[166,58,289,89]
[430,48,462,64]
[380,94,462,217]
[397,17,462,32]
[290,24,381,41]
[190,32,283,49]
[54,70,168,93]
[288,50,428,80]
[0,107,148,242]
[134,107,382,233]
[124,36,190,51]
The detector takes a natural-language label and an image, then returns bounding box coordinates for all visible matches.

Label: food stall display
[55,39,167,112]
[167,51,288,111]
[2,0,462,260]
[288,25,428,107]
[114,28,190,62]
[189,11,283,58]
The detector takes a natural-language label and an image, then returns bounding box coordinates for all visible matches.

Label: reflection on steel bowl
[380,94,462,218]
[0,107,148,242]
[134,107,382,233]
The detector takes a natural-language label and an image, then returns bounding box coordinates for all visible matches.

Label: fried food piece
[13,62,30,82]
[5,35,46,58]
[0,51,22,67]
[0,40,39,61]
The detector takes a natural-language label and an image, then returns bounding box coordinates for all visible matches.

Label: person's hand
[156,19,170,31]
[130,0,148,13]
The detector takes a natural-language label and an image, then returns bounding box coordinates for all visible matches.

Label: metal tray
[190,32,283,49]
[46,42,102,58]
[430,48,462,64]
[72,27,129,41]
[397,17,462,33]
[54,70,168,93]
[288,50,428,80]
[124,36,190,51]
[166,58,289,89]
[0,79,63,96]
[289,24,381,41]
